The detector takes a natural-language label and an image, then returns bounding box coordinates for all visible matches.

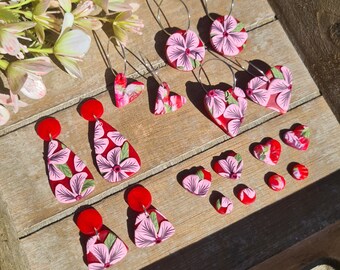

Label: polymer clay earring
[35,117,95,203]
[181,167,212,197]
[203,0,248,56]
[79,99,141,183]
[150,0,205,71]
[212,151,243,180]
[106,38,144,108]
[126,186,175,248]
[75,207,128,269]
[199,58,247,137]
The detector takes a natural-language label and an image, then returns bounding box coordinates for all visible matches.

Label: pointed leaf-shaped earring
[79,99,141,183]
[35,117,95,203]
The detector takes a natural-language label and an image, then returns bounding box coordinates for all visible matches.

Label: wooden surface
[0,0,339,269]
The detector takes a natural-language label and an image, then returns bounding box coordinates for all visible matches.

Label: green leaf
[227,95,238,105]
[164,103,172,113]
[150,212,159,233]
[120,142,129,161]
[104,233,117,250]
[0,8,20,23]
[232,23,245,33]
[234,153,242,163]
[216,199,221,210]
[196,170,204,180]
[81,180,95,193]
[302,127,311,138]
[56,164,72,178]
[271,67,284,79]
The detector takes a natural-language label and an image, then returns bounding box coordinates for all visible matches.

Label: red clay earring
[75,207,128,269]
[126,186,175,248]
[204,0,248,56]
[151,0,206,71]
[79,99,141,183]
[35,117,95,203]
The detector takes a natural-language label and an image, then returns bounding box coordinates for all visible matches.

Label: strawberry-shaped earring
[126,185,175,248]
[149,0,206,71]
[203,0,248,56]
[35,117,95,203]
[282,124,311,150]
[79,99,141,183]
[106,38,144,108]
[199,58,248,137]
[75,207,128,269]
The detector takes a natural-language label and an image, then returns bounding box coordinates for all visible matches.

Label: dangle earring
[35,117,95,203]
[75,207,128,268]
[126,185,175,248]
[79,99,141,183]
[150,0,206,71]
[204,0,248,56]
[140,54,187,115]
[198,58,248,137]
[106,38,145,108]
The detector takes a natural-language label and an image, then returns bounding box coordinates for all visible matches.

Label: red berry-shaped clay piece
[237,186,256,205]
[127,186,152,212]
[283,124,311,150]
[268,174,286,191]
[76,208,103,235]
[215,196,233,215]
[80,99,104,121]
[36,117,61,141]
[291,163,309,180]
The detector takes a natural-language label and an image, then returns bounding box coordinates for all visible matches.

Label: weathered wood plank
[19,97,340,270]
[0,0,275,135]
[0,21,321,237]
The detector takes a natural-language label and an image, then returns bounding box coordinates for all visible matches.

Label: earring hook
[198,58,236,93]
[152,0,191,36]
[203,0,234,22]
[138,52,163,86]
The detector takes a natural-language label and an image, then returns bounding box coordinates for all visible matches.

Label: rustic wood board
[0,21,320,238]
[18,97,340,269]
[0,0,276,135]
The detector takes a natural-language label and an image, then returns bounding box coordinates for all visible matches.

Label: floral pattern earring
[204,0,248,56]
[79,99,141,183]
[35,117,95,203]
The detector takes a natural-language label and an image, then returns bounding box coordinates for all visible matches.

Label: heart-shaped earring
[79,99,141,183]
[35,117,95,203]
[126,186,175,248]
[203,0,248,56]
[212,151,243,180]
[199,58,248,137]
[252,138,282,165]
[75,207,128,268]
[149,0,206,71]
[283,124,311,150]
[181,167,212,197]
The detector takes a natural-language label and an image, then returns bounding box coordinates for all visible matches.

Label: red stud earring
[35,117,95,203]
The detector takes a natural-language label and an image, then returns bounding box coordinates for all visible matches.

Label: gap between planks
[0,16,276,138]
[18,92,320,239]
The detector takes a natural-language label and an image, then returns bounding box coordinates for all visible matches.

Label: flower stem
[89,16,111,23]
[9,9,33,19]
[3,0,34,9]
[0,59,9,70]
[27,47,54,54]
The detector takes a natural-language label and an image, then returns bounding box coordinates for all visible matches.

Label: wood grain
[0,21,321,237]
[0,0,275,136]
[18,97,340,270]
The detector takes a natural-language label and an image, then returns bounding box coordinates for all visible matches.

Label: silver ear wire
[106,36,118,76]
[138,52,163,86]
[203,0,234,22]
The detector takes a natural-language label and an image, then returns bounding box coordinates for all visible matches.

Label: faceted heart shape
[182,168,212,197]
[283,124,311,150]
[253,138,282,165]
[154,82,186,115]
[114,73,144,108]
[290,163,309,180]
[213,151,243,180]
[237,186,256,205]
[204,87,247,137]
[215,196,233,214]
[246,66,292,114]
[268,174,286,191]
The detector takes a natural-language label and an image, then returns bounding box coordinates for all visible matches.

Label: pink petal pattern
[205,89,226,118]
[154,82,186,115]
[114,73,144,108]
[107,131,126,146]
[182,175,211,197]
[218,156,243,180]
[246,76,270,106]
[74,155,85,172]
[47,140,71,181]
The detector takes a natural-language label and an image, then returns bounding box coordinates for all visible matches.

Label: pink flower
[88,240,128,269]
[47,140,71,181]
[205,89,226,118]
[223,97,247,137]
[94,121,109,155]
[55,172,94,203]
[246,76,270,106]
[96,147,140,183]
[107,131,126,146]
[166,30,205,71]
[210,16,248,56]
[182,175,211,197]
[218,156,243,180]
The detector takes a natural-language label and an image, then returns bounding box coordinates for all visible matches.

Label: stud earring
[126,185,175,248]
[35,117,95,203]
[79,99,141,183]
[198,58,248,137]
[150,0,206,71]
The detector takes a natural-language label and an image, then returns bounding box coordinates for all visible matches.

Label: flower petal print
[182,175,211,197]
[74,155,86,172]
[246,76,270,106]
[240,188,256,201]
[166,30,205,71]
[47,140,71,181]
[94,121,105,139]
[233,87,246,98]
[210,16,248,56]
[107,131,126,146]
[88,240,128,270]
[96,147,140,182]
[224,97,247,137]
[218,156,243,179]
[55,172,94,203]
[205,89,226,118]
[135,215,175,248]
